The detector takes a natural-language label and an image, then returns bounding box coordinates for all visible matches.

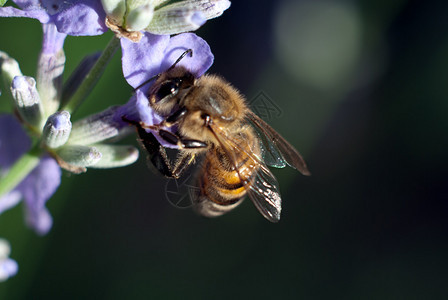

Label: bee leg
[138,128,198,178]
[163,107,188,127]
[172,152,196,179]
[136,125,174,178]
[158,129,207,149]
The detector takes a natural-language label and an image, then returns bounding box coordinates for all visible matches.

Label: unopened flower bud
[101,0,126,23]
[42,111,72,148]
[0,52,23,91]
[56,145,102,167]
[90,144,139,168]
[126,4,155,31]
[10,76,44,128]
[69,106,130,145]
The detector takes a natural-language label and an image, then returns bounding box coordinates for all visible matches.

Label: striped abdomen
[193,129,260,217]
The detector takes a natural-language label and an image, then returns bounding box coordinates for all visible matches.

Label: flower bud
[10,76,44,128]
[0,52,23,91]
[147,0,230,35]
[126,3,155,31]
[69,106,130,145]
[90,144,139,168]
[148,7,206,35]
[37,50,65,117]
[56,145,102,167]
[41,111,72,149]
[101,0,126,23]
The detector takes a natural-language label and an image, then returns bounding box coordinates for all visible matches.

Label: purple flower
[0,0,107,36]
[103,0,231,39]
[0,115,61,235]
[118,32,214,147]
[0,238,18,282]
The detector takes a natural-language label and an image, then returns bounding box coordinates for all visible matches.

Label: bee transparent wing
[246,111,310,175]
[208,123,283,222]
[248,164,282,222]
[254,127,287,168]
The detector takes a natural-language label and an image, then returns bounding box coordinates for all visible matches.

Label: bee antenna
[167,49,193,72]
[134,74,160,91]
[133,49,193,91]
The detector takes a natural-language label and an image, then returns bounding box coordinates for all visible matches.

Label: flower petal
[160,32,214,78]
[18,156,61,235]
[0,6,50,23]
[0,114,31,169]
[51,0,107,36]
[0,258,18,282]
[0,238,18,281]
[121,32,213,90]
[41,22,67,54]
[0,190,22,215]
[13,0,41,10]
[135,90,178,148]
[121,33,170,89]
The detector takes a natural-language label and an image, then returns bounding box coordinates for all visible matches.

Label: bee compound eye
[155,80,180,102]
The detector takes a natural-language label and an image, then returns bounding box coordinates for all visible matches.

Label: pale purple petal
[18,156,61,235]
[135,90,164,127]
[0,258,18,281]
[41,23,67,54]
[0,115,31,169]
[113,95,139,126]
[118,89,180,149]
[51,1,107,36]
[5,0,107,36]
[135,90,176,148]
[121,33,214,149]
[0,115,60,234]
[0,115,29,216]
[117,92,177,148]
[13,0,41,10]
[160,32,214,78]
[122,32,214,90]
[0,6,50,23]
[121,33,170,90]
[0,191,22,215]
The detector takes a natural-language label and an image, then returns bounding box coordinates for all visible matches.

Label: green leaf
[0,0,8,7]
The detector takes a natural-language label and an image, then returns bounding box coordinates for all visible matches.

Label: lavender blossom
[0,17,138,235]
[118,32,214,147]
[0,0,223,283]
[0,0,107,36]
[102,0,231,41]
[0,238,18,282]
[1,0,230,40]
[0,114,60,235]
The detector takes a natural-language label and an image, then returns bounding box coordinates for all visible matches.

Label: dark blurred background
[1,0,448,298]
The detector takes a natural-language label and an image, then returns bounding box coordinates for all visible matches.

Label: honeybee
[128,50,310,222]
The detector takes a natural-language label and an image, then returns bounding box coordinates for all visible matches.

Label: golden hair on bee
[126,50,310,222]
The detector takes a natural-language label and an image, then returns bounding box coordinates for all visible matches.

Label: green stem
[62,36,120,114]
[0,143,42,198]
